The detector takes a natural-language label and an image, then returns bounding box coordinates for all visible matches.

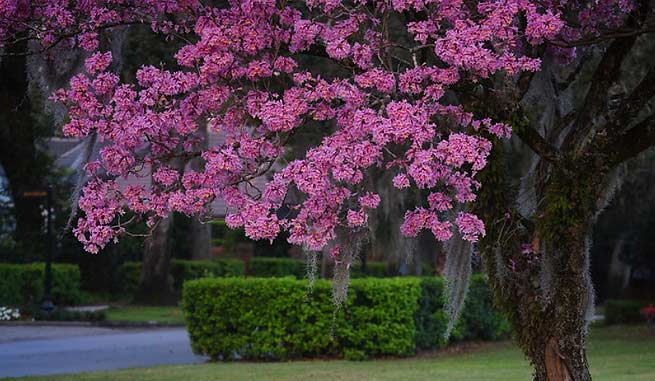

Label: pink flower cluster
[0,0,626,253]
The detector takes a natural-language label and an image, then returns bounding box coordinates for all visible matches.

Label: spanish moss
[442,232,473,340]
[332,230,367,307]
[60,132,97,241]
[304,248,319,291]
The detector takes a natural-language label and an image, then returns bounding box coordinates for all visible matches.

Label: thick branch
[516,125,561,162]
[613,63,655,127]
[549,27,655,48]
[608,116,655,166]
[562,35,637,154]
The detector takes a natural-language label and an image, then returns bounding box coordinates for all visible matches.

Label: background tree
[591,153,655,300]
[0,42,58,259]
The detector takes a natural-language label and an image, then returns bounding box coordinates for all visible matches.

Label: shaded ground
[105,306,185,324]
[0,325,119,342]
[4,325,654,381]
[0,326,205,378]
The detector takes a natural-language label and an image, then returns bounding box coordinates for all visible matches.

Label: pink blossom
[346,209,367,227]
[15,0,616,255]
[455,212,486,242]
[428,192,452,212]
[84,51,112,75]
[153,167,179,186]
[359,193,381,209]
[393,174,411,189]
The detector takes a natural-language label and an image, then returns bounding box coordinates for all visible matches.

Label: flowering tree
[3,1,654,380]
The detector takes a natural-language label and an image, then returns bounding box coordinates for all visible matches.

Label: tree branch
[562,35,637,154]
[608,115,655,166]
[612,63,655,127]
[515,125,561,163]
[549,27,655,48]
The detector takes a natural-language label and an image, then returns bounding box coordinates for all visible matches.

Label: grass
[104,306,184,324]
[7,325,655,381]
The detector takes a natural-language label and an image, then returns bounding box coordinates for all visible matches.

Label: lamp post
[42,186,55,313]
[22,187,54,314]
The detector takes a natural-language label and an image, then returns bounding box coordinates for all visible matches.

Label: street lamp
[22,186,55,314]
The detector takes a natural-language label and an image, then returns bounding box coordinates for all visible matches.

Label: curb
[0,321,95,327]
[0,321,185,328]
[96,321,185,328]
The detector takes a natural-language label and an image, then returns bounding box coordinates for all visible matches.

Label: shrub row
[182,275,509,360]
[118,259,244,294]
[249,257,433,278]
[605,299,654,324]
[248,257,307,278]
[118,258,415,295]
[0,263,82,307]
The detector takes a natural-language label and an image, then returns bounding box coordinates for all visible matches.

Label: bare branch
[562,35,637,154]
[608,115,655,166]
[515,125,561,163]
[613,64,655,127]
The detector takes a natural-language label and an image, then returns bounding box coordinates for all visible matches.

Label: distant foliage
[641,304,655,324]
[248,257,307,278]
[0,263,81,307]
[118,259,244,295]
[605,299,655,325]
[414,276,510,349]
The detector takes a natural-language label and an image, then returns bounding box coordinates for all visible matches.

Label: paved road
[0,325,207,378]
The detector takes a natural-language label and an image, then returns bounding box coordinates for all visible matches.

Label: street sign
[22,191,47,197]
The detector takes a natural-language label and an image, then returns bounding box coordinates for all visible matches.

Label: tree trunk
[189,124,211,260]
[0,38,49,260]
[531,234,593,381]
[134,214,176,304]
[543,337,589,381]
[190,217,211,260]
[607,235,626,299]
[475,146,597,380]
[484,228,594,381]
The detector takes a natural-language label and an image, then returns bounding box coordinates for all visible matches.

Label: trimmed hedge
[120,257,431,293]
[182,275,508,360]
[605,299,653,324]
[248,257,307,278]
[118,259,244,295]
[248,258,427,279]
[0,263,82,307]
[171,260,244,290]
[451,276,511,342]
[351,262,389,278]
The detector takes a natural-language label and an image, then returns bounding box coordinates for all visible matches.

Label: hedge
[182,275,508,360]
[0,263,82,307]
[248,258,429,279]
[248,257,307,278]
[119,257,432,292]
[605,299,653,324]
[351,261,389,278]
[118,259,244,295]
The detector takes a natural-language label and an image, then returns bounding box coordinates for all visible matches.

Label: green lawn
[7,325,655,381]
[105,306,184,324]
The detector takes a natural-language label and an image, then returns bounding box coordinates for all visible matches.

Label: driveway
[0,325,206,378]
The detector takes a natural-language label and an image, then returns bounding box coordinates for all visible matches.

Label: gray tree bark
[191,218,211,260]
[134,213,176,304]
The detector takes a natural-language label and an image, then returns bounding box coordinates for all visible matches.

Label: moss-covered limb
[472,141,543,372]
[473,139,604,380]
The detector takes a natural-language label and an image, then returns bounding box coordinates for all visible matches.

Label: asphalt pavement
[0,325,207,378]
